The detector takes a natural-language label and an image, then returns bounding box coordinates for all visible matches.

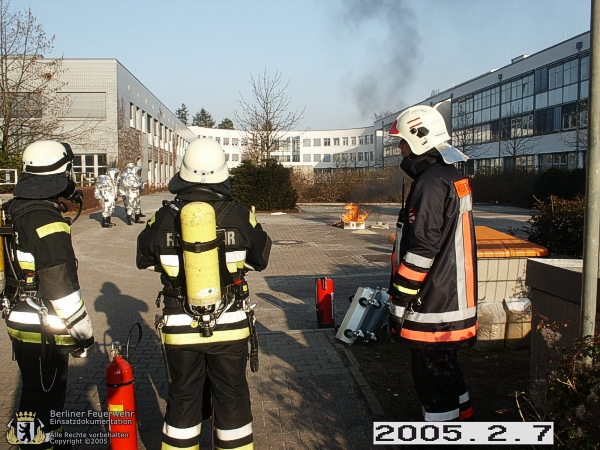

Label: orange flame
[341,202,370,223]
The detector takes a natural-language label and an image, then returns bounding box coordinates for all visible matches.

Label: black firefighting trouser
[14,345,70,449]
[162,339,253,449]
[410,348,474,421]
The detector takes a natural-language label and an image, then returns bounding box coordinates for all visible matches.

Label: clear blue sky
[14,0,592,130]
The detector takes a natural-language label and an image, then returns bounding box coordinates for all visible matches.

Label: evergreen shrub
[533,168,586,202]
[470,169,536,208]
[525,196,585,257]
[293,167,409,203]
[230,160,298,211]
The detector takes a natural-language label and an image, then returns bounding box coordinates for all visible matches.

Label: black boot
[135,214,145,223]
[138,212,146,218]
[101,216,112,228]
[126,214,133,225]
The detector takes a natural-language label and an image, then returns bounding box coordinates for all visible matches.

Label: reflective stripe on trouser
[410,348,473,421]
[14,346,69,449]
[162,339,253,450]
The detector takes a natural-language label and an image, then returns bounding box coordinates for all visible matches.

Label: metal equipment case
[336,287,390,345]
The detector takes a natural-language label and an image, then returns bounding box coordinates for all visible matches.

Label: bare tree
[117,97,141,170]
[372,110,394,121]
[234,70,305,164]
[558,99,588,155]
[497,116,540,170]
[450,104,486,159]
[0,0,96,168]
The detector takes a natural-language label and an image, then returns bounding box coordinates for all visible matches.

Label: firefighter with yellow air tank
[136,137,271,450]
[0,140,94,449]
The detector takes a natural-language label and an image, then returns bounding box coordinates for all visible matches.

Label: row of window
[452,54,590,131]
[200,135,239,146]
[301,152,374,163]
[72,153,107,177]
[475,151,579,174]
[2,92,109,120]
[452,101,587,146]
[130,103,186,152]
[200,134,376,149]
[60,92,107,118]
[302,135,374,147]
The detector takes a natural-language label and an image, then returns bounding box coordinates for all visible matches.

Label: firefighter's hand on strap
[388,295,415,343]
[72,336,95,358]
[388,310,404,344]
[388,271,420,343]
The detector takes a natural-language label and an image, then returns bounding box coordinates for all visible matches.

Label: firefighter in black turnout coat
[2,140,94,449]
[136,138,271,450]
[387,105,478,422]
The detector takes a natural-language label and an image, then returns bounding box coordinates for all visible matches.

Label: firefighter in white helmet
[1,140,95,448]
[387,104,478,422]
[136,138,271,450]
[118,162,145,225]
[94,167,121,228]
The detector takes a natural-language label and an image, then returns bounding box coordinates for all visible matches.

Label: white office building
[188,126,378,173]
[380,32,591,174]
[35,59,197,185]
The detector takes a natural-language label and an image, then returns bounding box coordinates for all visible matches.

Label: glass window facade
[448,49,589,172]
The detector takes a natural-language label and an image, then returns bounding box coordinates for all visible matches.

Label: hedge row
[470,168,586,208]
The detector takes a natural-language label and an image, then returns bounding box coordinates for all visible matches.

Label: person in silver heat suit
[118,162,145,225]
[94,167,120,228]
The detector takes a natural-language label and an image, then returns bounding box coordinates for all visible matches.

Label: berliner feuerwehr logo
[6,411,46,445]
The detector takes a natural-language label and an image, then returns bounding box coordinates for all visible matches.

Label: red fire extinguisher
[315,277,335,328]
[105,323,142,449]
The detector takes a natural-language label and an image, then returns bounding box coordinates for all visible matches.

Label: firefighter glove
[388,307,405,343]
[72,336,95,358]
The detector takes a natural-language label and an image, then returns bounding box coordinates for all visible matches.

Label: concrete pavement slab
[0,194,532,449]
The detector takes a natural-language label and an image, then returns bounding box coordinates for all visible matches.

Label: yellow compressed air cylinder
[180,202,221,307]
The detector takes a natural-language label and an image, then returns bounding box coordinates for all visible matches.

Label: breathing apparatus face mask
[60,166,83,204]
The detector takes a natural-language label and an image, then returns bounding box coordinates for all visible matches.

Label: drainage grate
[273,240,303,245]
[362,254,391,263]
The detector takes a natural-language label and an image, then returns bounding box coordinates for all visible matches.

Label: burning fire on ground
[330,202,370,228]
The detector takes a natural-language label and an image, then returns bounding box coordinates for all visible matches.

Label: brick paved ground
[0,194,531,449]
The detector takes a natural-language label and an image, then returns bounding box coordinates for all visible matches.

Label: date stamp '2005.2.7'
[373,422,554,445]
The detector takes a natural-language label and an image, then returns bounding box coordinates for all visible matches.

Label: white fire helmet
[125,162,136,174]
[180,138,229,184]
[22,140,74,175]
[388,105,468,164]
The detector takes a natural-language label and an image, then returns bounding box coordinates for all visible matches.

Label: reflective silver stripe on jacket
[406,307,477,323]
[17,250,35,270]
[225,249,247,272]
[49,290,83,319]
[164,310,247,326]
[454,192,474,314]
[8,311,67,330]
[160,254,180,277]
[404,251,434,270]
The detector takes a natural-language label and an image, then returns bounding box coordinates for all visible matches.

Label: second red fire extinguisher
[315,277,335,328]
[105,323,142,450]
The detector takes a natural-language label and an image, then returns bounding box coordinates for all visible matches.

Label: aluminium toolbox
[335,286,390,345]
